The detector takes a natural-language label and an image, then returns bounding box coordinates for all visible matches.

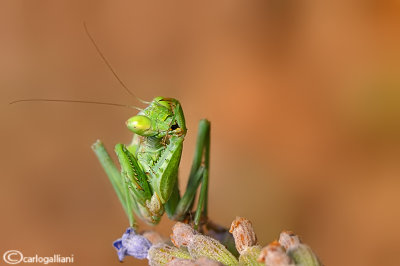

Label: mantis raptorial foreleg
[92,118,210,228]
[92,140,136,226]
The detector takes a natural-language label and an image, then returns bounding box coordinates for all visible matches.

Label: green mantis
[88,24,212,228]
[92,97,211,228]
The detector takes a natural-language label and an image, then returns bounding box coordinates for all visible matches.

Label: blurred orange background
[1,1,400,265]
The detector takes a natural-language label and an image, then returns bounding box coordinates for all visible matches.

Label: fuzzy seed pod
[165,258,197,266]
[238,245,264,266]
[171,222,197,247]
[166,257,223,266]
[195,257,224,266]
[170,222,238,265]
[204,221,239,257]
[258,241,293,266]
[188,235,238,266]
[147,243,192,266]
[286,245,321,266]
[278,231,301,250]
[279,231,322,266]
[229,217,258,254]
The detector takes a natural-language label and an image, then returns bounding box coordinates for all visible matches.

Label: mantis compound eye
[126,115,152,135]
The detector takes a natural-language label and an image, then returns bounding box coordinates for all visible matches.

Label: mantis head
[126,97,186,138]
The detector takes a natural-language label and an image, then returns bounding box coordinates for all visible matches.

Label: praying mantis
[79,24,212,230]
[92,98,211,228]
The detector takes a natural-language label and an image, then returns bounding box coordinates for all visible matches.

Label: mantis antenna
[83,22,149,105]
[9,98,142,111]
[10,23,149,111]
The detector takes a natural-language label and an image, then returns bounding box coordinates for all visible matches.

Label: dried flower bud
[148,243,192,266]
[143,230,168,245]
[113,227,152,261]
[166,257,223,266]
[238,245,264,266]
[279,231,301,250]
[195,257,224,266]
[279,231,322,266]
[204,221,239,257]
[229,216,257,254]
[258,241,293,266]
[188,235,238,266]
[171,222,197,247]
[166,258,196,266]
[170,222,238,265]
[287,244,321,266]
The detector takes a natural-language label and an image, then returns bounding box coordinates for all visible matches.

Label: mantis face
[126,97,187,138]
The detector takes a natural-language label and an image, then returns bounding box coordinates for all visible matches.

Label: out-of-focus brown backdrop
[1,1,400,265]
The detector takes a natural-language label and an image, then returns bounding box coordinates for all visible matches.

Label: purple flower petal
[113,227,152,261]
